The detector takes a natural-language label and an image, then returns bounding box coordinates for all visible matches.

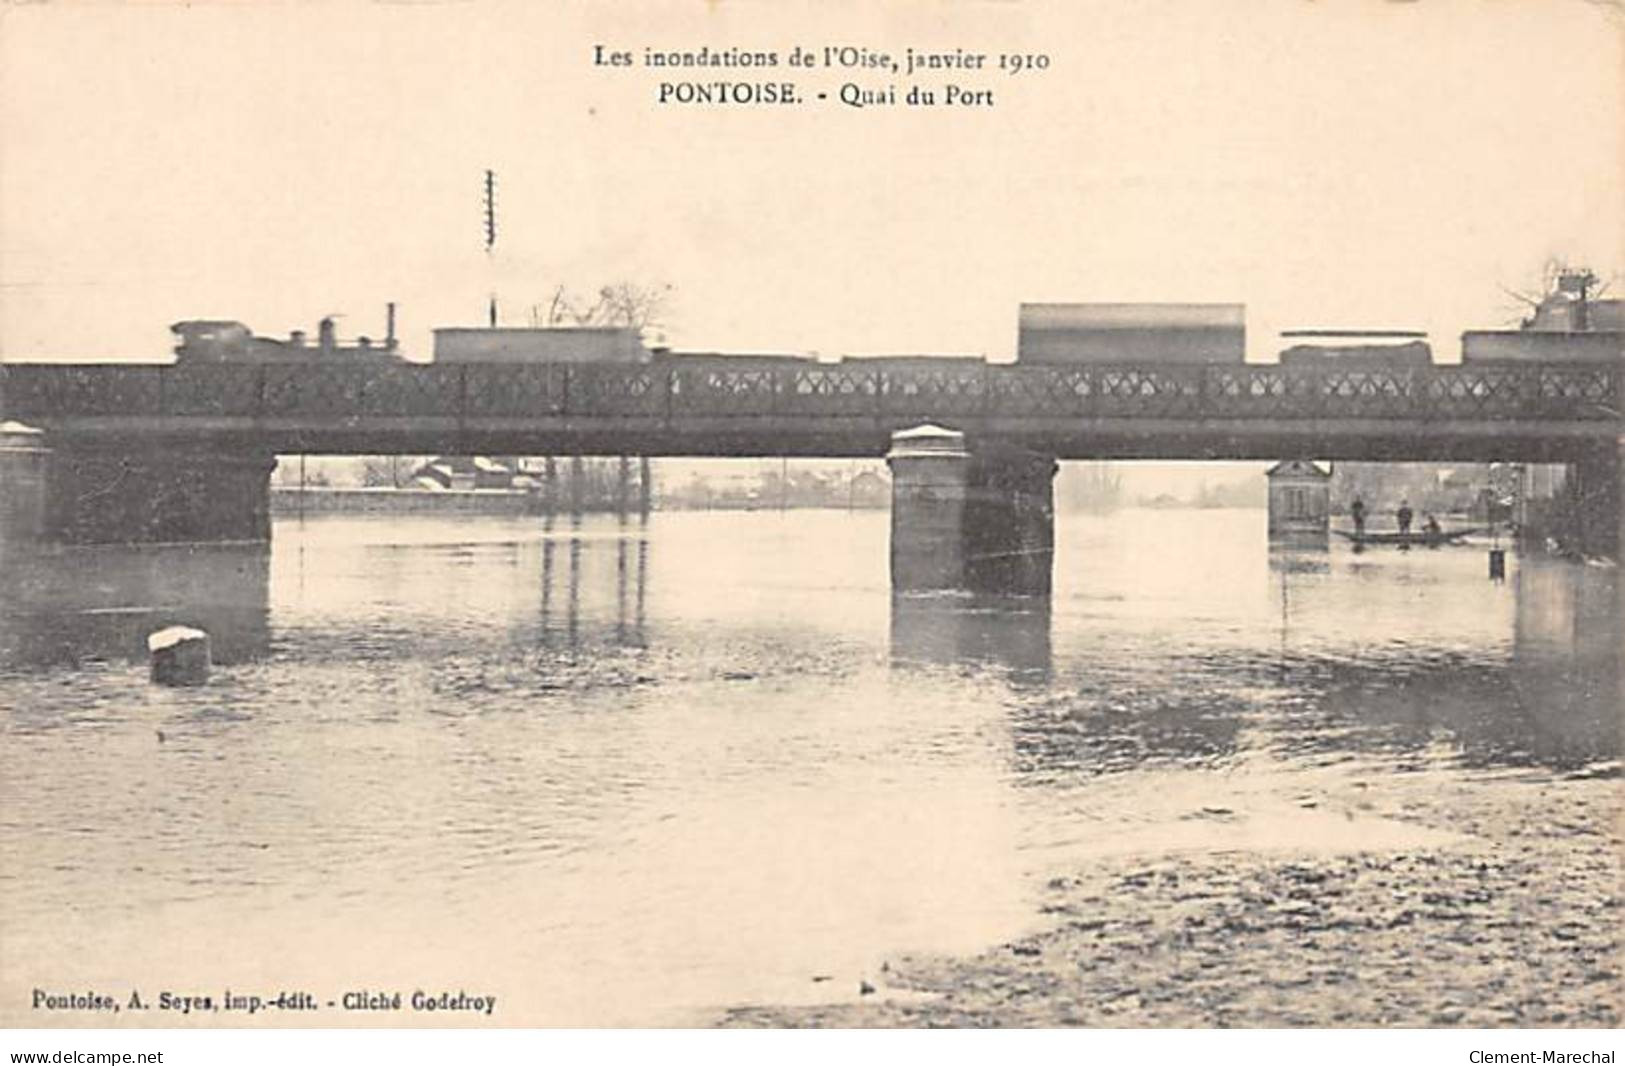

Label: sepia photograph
[0,0,1620,1054]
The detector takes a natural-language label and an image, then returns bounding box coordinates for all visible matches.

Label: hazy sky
[2,0,1620,363]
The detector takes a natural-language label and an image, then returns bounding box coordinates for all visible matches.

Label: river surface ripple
[1,508,1618,1025]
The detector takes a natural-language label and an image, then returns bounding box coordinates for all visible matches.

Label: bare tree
[529,282,674,342]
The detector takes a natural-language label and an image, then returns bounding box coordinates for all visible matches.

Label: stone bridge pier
[886,425,1058,597]
[0,427,277,550]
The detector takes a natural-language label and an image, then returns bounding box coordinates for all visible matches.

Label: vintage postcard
[0,0,1620,1045]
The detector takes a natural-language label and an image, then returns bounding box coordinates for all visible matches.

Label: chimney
[385,302,398,350]
[318,317,336,355]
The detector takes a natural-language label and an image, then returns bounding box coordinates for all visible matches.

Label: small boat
[1334,527,1481,547]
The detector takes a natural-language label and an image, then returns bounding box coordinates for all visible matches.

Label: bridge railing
[0,359,1618,425]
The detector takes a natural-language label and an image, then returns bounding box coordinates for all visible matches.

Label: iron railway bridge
[1,358,1619,462]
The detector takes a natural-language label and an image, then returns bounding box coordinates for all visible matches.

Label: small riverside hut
[1265,460,1331,538]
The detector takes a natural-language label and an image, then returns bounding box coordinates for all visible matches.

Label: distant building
[1524,269,1623,332]
[1057,461,1124,513]
[849,470,888,508]
[1016,303,1245,364]
[1522,294,1622,332]
[1458,269,1621,552]
[432,327,649,364]
[1462,269,1624,364]
[1461,328,1623,364]
[1265,460,1331,538]
[411,456,515,491]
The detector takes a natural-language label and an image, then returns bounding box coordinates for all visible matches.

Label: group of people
[1349,496,1441,537]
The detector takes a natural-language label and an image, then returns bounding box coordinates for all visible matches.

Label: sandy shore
[719,763,1622,1027]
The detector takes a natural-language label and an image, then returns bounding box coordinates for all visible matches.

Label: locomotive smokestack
[386,302,397,350]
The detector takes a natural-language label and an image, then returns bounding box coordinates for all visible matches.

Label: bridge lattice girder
[2,360,1618,461]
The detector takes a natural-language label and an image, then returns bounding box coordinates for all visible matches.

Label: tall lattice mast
[484,169,498,327]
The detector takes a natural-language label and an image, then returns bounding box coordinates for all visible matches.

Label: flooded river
[1,508,1619,1026]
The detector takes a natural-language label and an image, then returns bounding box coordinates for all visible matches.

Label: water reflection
[889,594,1052,684]
[996,521,1622,787]
[1268,543,1330,576]
[1266,549,1619,769]
[273,513,650,659]
[1004,650,1249,781]
[0,508,1619,1026]
[0,544,270,670]
[1505,558,1621,767]
[613,512,648,648]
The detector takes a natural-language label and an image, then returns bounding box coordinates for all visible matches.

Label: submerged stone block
[148,625,211,686]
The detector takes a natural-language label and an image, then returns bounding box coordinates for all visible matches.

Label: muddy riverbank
[720,762,1621,1027]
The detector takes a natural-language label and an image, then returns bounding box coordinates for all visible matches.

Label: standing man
[1350,496,1367,537]
[1397,499,1414,534]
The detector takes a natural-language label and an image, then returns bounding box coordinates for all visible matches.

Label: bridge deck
[2,360,1618,461]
